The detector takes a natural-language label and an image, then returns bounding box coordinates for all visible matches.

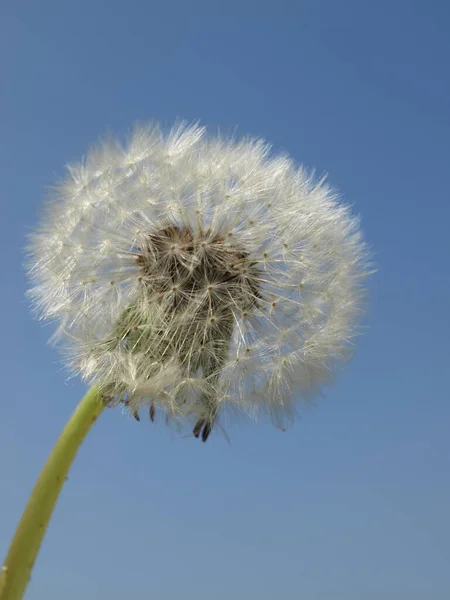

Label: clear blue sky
[1,1,449,598]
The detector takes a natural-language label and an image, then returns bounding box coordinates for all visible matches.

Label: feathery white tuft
[28,122,370,440]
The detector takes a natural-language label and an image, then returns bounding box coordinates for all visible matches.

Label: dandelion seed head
[28,121,370,438]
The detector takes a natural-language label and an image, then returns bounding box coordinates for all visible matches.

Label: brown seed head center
[136,224,260,314]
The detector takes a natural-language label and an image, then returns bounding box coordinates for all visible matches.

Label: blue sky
[1,1,449,598]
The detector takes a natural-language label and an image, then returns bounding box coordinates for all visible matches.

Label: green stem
[0,386,105,600]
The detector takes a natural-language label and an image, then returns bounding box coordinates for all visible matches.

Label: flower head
[28,122,370,440]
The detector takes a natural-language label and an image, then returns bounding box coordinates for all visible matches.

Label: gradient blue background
[1,1,449,598]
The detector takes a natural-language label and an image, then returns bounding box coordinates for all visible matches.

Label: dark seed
[193,419,205,438]
[201,421,212,442]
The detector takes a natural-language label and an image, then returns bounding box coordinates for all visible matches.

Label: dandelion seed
[28,121,370,440]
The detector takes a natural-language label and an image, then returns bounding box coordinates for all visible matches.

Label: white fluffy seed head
[28,122,371,437]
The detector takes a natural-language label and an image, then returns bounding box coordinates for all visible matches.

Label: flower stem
[0,386,105,600]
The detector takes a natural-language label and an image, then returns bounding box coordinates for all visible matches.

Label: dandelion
[1,121,370,600]
[29,121,369,439]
